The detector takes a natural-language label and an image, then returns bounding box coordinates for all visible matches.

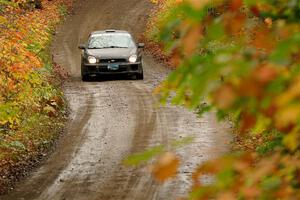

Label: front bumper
[82,62,142,75]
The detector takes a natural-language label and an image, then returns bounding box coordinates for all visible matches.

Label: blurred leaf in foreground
[151,152,180,182]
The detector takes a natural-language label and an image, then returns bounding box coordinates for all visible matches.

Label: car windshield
[88,33,135,49]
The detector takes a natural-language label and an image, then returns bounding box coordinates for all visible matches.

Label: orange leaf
[264,17,272,28]
[216,192,236,200]
[253,64,278,84]
[187,0,210,9]
[229,0,243,11]
[240,112,256,133]
[224,12,246,35]
[251,26,275,52]
[213,84,237,109]
[181,25,203,56]
[242,186,261,199]
[152,152,180,182]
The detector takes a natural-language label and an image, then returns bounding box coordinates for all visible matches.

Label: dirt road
[1,0,230,199]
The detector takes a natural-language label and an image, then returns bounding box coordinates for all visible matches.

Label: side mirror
[138,43,145,48]
[78,44,86,49]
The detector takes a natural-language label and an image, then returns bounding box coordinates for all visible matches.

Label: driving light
[129,55,137,63]
[88,56,97,64]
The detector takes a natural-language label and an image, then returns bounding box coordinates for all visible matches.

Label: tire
[81,75,89,82]
[136,72,144,80]
[81,64,89,81]
[136,61,144,80]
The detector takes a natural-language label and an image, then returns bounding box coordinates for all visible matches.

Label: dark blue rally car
[78,30,144,81]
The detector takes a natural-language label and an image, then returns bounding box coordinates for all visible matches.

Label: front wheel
[136,72,144,80]
[81,64,89,81]
[81,75,89,81]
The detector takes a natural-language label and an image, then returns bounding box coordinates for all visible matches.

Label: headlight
[88,56,97,64]
[129,55,137,63]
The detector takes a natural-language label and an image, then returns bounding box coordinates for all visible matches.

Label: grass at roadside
[0,0,72,193]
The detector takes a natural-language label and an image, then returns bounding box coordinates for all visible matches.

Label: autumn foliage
[0,0,70,192]
[142,0,300,199]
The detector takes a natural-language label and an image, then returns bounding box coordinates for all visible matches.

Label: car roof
[90,30,130,35]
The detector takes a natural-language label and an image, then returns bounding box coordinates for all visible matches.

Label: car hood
[86,47,137,59]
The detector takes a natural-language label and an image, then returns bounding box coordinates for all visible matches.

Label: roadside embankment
[0,0,72,194]
[142,0,175,68]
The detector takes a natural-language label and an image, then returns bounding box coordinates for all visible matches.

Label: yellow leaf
[0,16,7,24]
[216,192,236,200]
[283,129,299,152]
[275,104,300,129]
[275,76,300,107]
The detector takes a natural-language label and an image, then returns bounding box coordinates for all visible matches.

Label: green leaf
[8,141,26,150]
[171,136,194,148]
[206,21,224,41]
[124,145,165,166]
[261,176,281,191]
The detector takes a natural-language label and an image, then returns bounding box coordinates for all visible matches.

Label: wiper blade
[88,46,128,49]
[108,46,128,48]
[88,47,102,49]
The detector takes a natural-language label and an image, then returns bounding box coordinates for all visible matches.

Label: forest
[1,0,300,199]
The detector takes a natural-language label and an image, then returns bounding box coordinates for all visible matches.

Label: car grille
[99,58,127,63]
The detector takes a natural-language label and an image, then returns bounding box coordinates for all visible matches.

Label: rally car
[78,30,144,81]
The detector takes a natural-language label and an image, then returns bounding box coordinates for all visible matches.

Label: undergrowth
[0,0,72,193]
